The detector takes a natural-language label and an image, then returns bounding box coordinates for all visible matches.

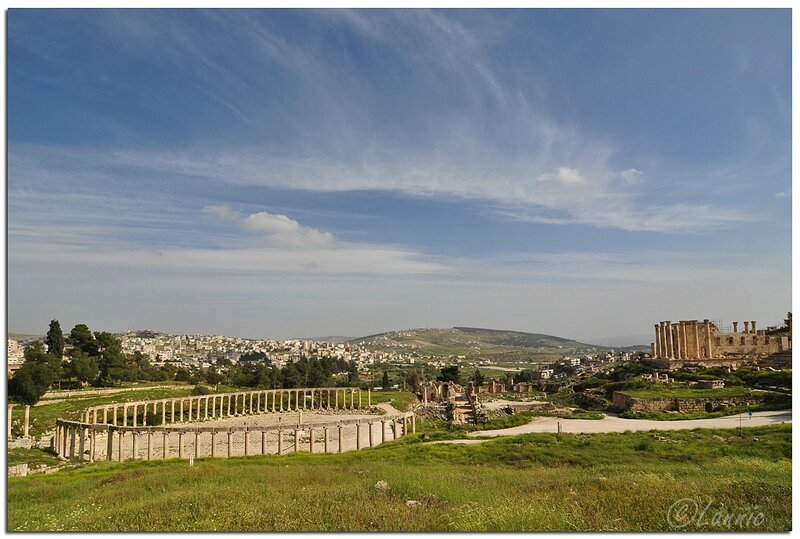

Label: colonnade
[653,320,713,360]
[53,412,415,462]
[81,387,368,427]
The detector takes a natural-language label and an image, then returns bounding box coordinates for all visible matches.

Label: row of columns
[84,388,369,427]
[7,404,31,440]
[653,320,713,360]
[53,414,415,461]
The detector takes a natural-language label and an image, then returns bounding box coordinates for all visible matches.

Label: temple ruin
[649,319,792,369]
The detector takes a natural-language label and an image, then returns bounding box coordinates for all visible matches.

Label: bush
[191,385,211,396]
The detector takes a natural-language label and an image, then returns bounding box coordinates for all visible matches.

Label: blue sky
[8,9,791,343]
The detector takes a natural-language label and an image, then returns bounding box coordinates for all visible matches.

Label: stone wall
[613,392,756,413]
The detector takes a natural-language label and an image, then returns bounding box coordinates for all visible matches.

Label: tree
[381,370,391,390]
[406,370,422,393]
[45,319,65,359]
[437,365,460,383]
[68,324,99,357]
[9,361,58,405]
[63,351,99,384]
[95,332,132,385]
[472,369,485,388]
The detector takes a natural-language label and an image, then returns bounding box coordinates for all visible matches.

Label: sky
[7,9,792,344]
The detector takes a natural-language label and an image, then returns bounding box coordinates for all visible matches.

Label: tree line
[7,320,362,405]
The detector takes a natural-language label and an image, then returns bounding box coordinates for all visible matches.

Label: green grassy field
[8,424,790,531]
[368,390,419,411]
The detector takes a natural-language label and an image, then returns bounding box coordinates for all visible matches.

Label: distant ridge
[350,326,607,354]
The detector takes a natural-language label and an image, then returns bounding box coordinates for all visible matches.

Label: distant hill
[8,333,44,343]
[350,326,606,358]
[295,336,354,343]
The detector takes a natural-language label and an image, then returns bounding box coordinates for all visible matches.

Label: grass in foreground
[8,424,790,531]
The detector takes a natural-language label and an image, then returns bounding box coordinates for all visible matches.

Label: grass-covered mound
[8,424,790,531]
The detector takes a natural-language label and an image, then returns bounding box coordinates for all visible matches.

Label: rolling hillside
[350,327,605,358]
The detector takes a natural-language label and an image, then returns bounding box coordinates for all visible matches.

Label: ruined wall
[613,392,756,413]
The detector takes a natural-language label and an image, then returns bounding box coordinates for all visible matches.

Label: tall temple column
[659,322,667,359]
[733,321,739,333]
[693,321,701,358]
[665,321,674,358]
[704,319,713,358]
[681,322,689,359]
[751,321,757,334]
[744,321,751,334]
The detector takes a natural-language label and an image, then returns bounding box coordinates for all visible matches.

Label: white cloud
[203,205,334,248]
[536,167,586,186]
[774,191,790,198]
[620,168,643,183]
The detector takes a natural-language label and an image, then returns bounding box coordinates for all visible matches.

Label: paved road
[464,409,792,438]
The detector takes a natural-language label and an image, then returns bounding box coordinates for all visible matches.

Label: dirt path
[465,409,791,438]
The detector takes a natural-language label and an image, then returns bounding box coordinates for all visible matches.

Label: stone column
[381,420,386,443]
[310,389,315,410]
[277,430,283,454]
[261,431,267,454]
[272,391,276,412]
[90,429,97,462]
[338,425,343,453]
[171,400,175,423]
[392,420,398,439]
[163,432,168,459]
[659,322,667,359]
[294,429,300,452]
[704,319,713,358]
[665,321,674,358]
[692,321,700,358]
[132,431,139,460]
[356,423,361,450]
[733,321,739,333]
[205,397,209,420]
[309,428,315,453]
[93,408,98,424]
[368,422,374,447]
[79,427,86,460]
[142,404,147,426]
[651,342,656,358]
[147,431,153,460]
[358,390,362,409]
[195,431,200,459]
[123,405,128,427]
[751,321,757,334]
[335,390,339,410]
[118,431,124,462]
[323,427,329,453]
[187,399,192,422]
[350,390,355,410]
[23,405,30,437]
[178,432,185,459]
[227,395,232,416]
[654,324,661,357]
[744,321,750,334]
[412,415,416,433]
[107,429,114,461]
[180,399,185,422]
[227,431,232,458]
[132,405,138,428]
[211,431,217,458]
[103,407,108,424]
[245,429,250,456]
[7,404,13,440]
[162,402,166,425]
[681,322,689,359]
[368,388,371,408]
[112,406,118,426]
